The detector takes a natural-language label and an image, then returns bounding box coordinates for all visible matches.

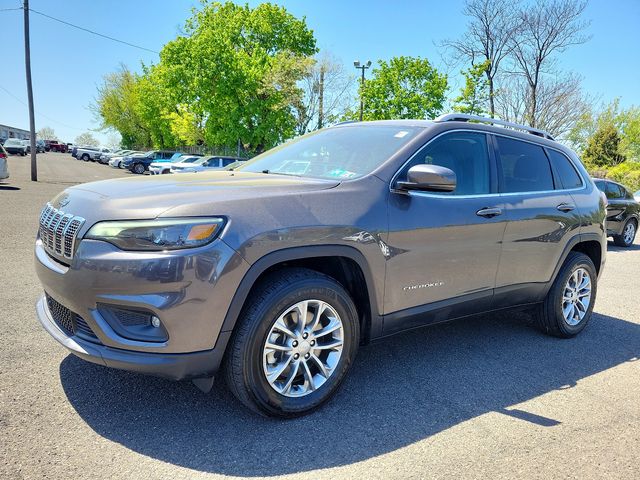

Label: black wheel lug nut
[292,341,298,347]
[303,333,308,339]
[304,353,309,359]
[294,353,299,359]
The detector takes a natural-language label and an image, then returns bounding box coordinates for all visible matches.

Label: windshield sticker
[394,131,409,138]
[327,169,358,178]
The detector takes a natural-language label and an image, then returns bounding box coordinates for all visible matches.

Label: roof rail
[434,113,555,141]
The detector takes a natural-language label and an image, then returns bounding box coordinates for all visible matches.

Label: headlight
[85,217,225,251]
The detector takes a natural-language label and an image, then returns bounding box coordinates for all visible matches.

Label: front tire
[133,163,145,174]
[81,153,90,161]
[535,251,597,338]
[613,219,637,247]
[224,268,360,417]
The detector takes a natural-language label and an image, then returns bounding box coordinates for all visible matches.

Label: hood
[49,171,340,226]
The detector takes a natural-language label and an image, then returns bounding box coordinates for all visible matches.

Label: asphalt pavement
[1,153,639,479]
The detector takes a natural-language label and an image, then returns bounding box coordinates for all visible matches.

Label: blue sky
[1,0,639,145]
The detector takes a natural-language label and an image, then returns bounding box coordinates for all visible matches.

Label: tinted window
[496,137,554,193]
[221,158,236,167]
[204,158,220,167]
[547,149,583,189]
[595,180,606,193]
[606,182,624,199]
[403,131,490,195]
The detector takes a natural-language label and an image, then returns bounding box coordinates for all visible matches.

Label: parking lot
[1,152,639,479]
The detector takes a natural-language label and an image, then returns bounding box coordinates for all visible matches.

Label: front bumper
[36,295,229,380]
[34,235,250,378]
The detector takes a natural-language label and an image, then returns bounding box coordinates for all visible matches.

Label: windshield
[236,125,422,180]
[5,139,22,146]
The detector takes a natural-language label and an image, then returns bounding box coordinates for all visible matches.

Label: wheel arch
[219,245,381,345]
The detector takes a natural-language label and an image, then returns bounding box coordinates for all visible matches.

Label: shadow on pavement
[607,242,640,252]
[60,310,639,476]
[0,185,20,190]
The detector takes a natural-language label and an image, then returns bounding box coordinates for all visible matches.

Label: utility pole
[353,60,371,122]
[317,65,325,130]
[23,0,37,181]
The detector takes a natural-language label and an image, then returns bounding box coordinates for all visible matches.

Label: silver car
[0,144,9,179]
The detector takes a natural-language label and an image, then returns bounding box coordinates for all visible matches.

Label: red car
[45,140,68,153]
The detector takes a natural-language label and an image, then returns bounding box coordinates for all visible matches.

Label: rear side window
[606,182,625,199]
[547,149,583,189]
[404,131,491,195]
[221,158,236,167]
[496,136,554,193]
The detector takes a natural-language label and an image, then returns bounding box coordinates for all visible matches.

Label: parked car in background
[149,154,202,174]
[98,149,134,165]
[594,179,639,247]
[0,144,9,180]
[36,140,47,153]
[48,141,69,153]
[171,155,241,173]
[122,150,177,174]
[3,138,28,155]
[33,114,607,417]
[76,146,110,161]
[634,190,640,202]
[109,151,142,169]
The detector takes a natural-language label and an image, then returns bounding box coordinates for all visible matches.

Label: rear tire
[534,251,597,338]
[133,163,145,174]
[81,153,90,161]
[613,219,637,247]
[224,268,360,417]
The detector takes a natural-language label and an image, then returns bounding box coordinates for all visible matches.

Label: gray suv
[35,114,607,417]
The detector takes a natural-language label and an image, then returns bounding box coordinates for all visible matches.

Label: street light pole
[354,60,371,122]
[23,0,37,181]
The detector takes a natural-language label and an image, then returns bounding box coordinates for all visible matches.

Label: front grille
[45,294,100,343]
[39,203,85,259]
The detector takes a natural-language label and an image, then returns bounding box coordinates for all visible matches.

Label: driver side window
[402,131,491,195]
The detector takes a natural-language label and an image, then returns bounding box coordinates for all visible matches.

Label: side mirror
[397,164,457,192]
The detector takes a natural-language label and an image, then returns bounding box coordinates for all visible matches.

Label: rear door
[603,181,628,235]
[493,135,583,301]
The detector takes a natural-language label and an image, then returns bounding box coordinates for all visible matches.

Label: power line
[28,7,160,54]
[0,7,22,12]
[0,83,86,131]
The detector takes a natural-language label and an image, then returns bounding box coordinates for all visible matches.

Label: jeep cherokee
[34,114,606,417]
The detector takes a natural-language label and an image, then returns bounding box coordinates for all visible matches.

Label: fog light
[151,316,161,328]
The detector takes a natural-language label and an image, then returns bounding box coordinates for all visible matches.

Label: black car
[594,179,639,247]
[122,150,177,174]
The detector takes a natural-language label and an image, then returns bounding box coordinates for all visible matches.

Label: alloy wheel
[262,299,344,398]
[562,267,592,326]
[623,222,636,245]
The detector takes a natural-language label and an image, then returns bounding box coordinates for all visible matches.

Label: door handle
[476,207,503,218]
[557,203,576,212]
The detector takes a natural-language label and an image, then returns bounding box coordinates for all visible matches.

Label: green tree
[583,123,626,168]
[359,56,448,120]
[568,99,640,161]
[75,132,99,147]
[452,60,490,115]
[95,66,150,148]
[159,1,317,153]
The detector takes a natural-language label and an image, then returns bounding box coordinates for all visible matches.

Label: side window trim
[391,130,496,197]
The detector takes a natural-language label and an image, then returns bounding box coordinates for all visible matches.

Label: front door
[384,131,506,334]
